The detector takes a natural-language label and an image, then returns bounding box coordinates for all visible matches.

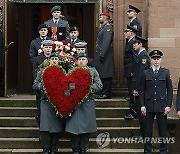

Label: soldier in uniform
[29,24,51,66]
[140,50,173,154]
[95,12,115,99]
[33,52,64,154]
[74,42,94,67]
[33,40,54,125]
[67,27,82,44]
[123,25,138,120]
[65,52,103,154]
[127,5,142,37]
[44,5,70,40]
[132,36,150,138]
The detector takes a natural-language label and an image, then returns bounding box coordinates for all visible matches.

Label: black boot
[72,148,79,154]
[43,148,49,154]
[79,149,86,154]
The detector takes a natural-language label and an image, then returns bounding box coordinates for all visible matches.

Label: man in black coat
[127,5,142,37]
[29,24,52,66]
[132,36,150,138]
[95,12,115,99]
[67,27,82,44]
[140,50,173,154]
[124,25,138,120]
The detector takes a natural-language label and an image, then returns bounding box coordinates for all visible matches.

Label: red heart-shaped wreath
[42,66,93,118]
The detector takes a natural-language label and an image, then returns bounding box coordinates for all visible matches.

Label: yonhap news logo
[96,132,175,148]
[96,132,111,148]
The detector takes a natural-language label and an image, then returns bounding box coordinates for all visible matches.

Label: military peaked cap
[149,50,163,58]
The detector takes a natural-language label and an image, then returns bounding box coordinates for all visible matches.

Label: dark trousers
[127,77,137,116]
[101,78,112,97]
[144,112,168,154]
[40,131,60,153]
[70,133,89,152]
[135,96,145,136]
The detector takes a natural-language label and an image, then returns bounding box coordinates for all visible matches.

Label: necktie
[55,20,58,24]
[42,38,45,41]
[154,69,158,75]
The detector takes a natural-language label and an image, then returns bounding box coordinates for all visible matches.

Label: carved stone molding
[0,0,3,31]
[106,0,113,23]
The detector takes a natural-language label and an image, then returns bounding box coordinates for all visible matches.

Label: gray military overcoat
[32,69,65,133]
[65,67,103,135]
[95,22,115,78]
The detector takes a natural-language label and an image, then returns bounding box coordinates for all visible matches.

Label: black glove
[99,56,104,63]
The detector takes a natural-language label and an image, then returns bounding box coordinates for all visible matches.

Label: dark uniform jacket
[32,55,47,80]
[130,18,142,37]
[66,38,81,44]
[139,68,173,112]
[44,18,70,38]
[176,79,180,111]
[132,49,150,92]
[29,36,52,65]
[95,22,115,78]
[124,37,137,77]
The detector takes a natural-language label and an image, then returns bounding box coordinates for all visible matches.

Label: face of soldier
[99,15,108,24]
[151,57,162,67]
[133,42,142,51]
[77,57,88,67]
[69,31,79,39]
[49,57,59,65]
[39,28,48,37]
[42,46,53,57]
[127,10,136,19]
[52,11,61,19]
[76,48,86,54]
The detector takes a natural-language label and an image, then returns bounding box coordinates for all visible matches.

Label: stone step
[0,117,138,127]
[0,127,139,138]
[0,138,144,149]
[0,148,159,154]
[0,107,130,118]
[0,98,130,107]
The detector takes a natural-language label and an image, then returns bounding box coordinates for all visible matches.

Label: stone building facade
[0,0,180,95]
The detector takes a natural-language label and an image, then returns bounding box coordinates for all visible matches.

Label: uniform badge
[142,59,147,64]
[107,27,111,32]
[133,25,138,30]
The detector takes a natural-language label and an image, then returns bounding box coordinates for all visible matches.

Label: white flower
[72,48,76,52]
[67,43,71,46]
[38,49,43,55]
[65,46,70,51]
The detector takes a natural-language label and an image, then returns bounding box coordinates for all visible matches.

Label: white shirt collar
[53,18,59,23]
[130,17,136,23]
[138,48,145,55]
[152,66,160,72]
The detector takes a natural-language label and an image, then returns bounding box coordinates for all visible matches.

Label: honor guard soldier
[140,50,173,154]
[67,27,82,44]
[124,25,138,120]
[29,24,52,66]
[33,52,64,154]
[44,5,70,41]
[65,52,103,154]
[127,5,142,37]
[74,42,94,67]
[132,36,150,138]
[95,11,115,99]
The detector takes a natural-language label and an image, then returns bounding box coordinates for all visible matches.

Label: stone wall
[148,0,180,88]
